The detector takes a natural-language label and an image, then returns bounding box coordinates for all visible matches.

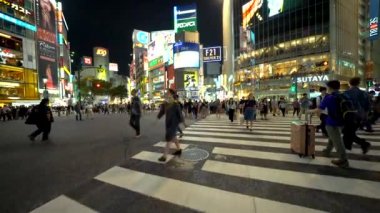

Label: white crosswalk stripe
[31,115,380,212]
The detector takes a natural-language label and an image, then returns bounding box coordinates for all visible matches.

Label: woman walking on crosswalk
[157,89,184,162]
[244,93,257,131]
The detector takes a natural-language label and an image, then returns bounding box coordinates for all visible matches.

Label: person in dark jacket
[157,89,184,162]
[130,89,142,138]
[28,98,54,142]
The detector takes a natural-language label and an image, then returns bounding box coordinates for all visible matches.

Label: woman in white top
[226,98,237,123]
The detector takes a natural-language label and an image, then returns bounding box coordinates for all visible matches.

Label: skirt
[244,108,255,121]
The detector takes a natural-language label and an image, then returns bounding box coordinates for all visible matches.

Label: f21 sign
[203,46,222,63]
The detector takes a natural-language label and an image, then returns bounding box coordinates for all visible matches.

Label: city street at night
[1,113,380,212]
[1,0,380,212]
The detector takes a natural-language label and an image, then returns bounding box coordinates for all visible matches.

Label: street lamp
[43,78,49,99]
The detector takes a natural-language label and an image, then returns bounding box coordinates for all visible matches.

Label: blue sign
[0,12,36,32]
[173,42,200,53]
[369,0,380,40]
[137,31,149,44]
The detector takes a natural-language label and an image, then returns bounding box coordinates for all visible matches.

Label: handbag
[25,107,38,125]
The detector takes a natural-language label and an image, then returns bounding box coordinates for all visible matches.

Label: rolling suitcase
[290,117,316,158]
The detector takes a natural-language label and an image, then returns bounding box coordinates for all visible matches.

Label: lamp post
[43,78,49,99]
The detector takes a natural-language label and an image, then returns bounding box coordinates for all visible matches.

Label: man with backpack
[342,78,371,153]
[311,80,349,168]
[345,77,372,132]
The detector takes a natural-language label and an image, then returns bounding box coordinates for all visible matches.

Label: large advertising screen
[149,30,175,65]
[173,42,200,69]
[36,0,58,90]
[242,0,303,27]
[174,4,197,32]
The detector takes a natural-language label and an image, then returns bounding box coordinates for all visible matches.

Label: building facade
[0,0,71,106]
[0,0,38,105]
[230,0,376,99]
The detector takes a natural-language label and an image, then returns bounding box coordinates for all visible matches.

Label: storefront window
[0,65,38,100]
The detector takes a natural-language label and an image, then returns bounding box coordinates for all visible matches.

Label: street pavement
[1,113,380,212]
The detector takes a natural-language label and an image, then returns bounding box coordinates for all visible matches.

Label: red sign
[83,56,92,66]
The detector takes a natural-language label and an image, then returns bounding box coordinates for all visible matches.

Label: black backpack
[331,93,360,125]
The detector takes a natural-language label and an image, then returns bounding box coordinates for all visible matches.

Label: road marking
[183,130,329,143]
[95,166,325,213]
[212,147,380,172]
[187,127,380,142]
[132,151,174,164]
[30,195,98,213]
[181,136,380,156]
[202,160,380,200]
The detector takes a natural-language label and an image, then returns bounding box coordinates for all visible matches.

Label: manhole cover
[181,148,209,162]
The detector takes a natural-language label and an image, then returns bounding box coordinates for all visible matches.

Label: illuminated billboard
[173,42,200,69]
[369,0,379,40]
[82,56,93,66]
[132,30,150,45]
[268,0,284,17]
[174,4,197,32]
[95,47,108,57]
[150,30,175,65]
[242,0,263,27]
[36,0,58,90]
[109,63,119,72]
[242,0,303,27]
[184,71,198,90]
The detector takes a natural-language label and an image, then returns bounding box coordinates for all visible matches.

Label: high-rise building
[0,0,72,106]
[0,0,39,105]
[227,0,377,99]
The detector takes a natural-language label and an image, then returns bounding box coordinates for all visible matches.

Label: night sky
[63,0,223,76]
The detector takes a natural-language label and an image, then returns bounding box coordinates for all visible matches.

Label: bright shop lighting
[0,12,36,31]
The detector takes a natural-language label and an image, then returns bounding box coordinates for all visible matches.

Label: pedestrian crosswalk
[31,115,380,213]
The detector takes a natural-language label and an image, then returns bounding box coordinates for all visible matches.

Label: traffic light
[290,82,298,94]
[367,80,374,88]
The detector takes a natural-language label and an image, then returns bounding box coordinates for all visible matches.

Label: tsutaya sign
[297,75,329,83]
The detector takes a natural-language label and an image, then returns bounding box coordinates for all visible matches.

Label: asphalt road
[0,112,176,213]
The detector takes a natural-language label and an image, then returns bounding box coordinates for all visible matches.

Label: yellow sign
[96,48,108,57]
[184,71,198,90]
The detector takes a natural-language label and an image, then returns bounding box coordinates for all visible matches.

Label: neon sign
[0,12,36,31]
[369,0,380,40]
[0,0,32,16]
[96,48,108,57]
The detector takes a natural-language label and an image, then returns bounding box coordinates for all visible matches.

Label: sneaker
[322,149,331,157]
[135,134,141,138]
[28,135,35,141]
[173,149,182,156]
[331,159,349,168]
[158,156,167,162]
[362,142,371,155]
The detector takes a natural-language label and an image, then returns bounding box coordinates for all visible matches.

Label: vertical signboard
[174,4,197,33]
[370,0,380,40]
[36,0,58,89]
